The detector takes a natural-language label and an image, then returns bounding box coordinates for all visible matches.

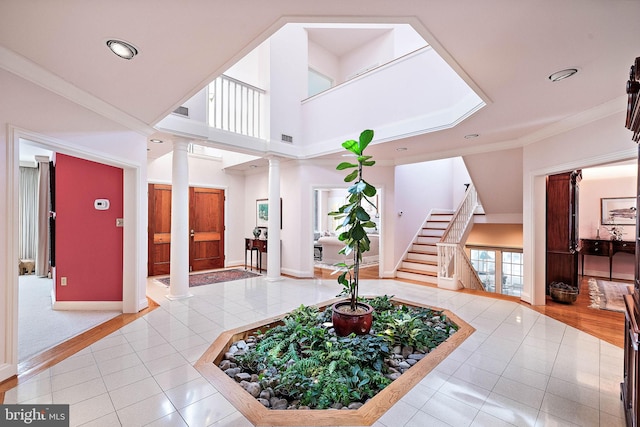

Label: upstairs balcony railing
[436,184,485,291]
[208,75,265,139]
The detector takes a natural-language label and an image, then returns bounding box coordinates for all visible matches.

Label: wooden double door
[148,184,225,276]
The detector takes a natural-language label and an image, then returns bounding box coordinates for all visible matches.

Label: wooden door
[189,187,225,271]
[545,171,580,292]
[148,184,172,276]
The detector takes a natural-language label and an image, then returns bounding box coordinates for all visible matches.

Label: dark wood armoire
[622,56,640,427]
[546,170,581,293]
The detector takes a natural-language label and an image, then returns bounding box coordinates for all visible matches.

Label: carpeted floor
[588,278,630,312]
[19,275,121,361]
[155,268,261,287]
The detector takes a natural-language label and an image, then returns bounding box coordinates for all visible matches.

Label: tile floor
[3,276,626,426]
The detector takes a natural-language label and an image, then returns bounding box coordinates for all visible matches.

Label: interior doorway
[312,187,382,278]
[147,184,226,276]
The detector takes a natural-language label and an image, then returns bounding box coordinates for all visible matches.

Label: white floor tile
[164,377,217,410]
[421,392,479,426]
[68,393,115,427]
[116,393,176,426]
[177,393,237,426]
[3,277,628,427]
[109,377,163,410]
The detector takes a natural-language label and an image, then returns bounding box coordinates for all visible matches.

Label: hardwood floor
[527,275,625,348]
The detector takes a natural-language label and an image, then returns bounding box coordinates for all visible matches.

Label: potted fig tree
[329,129,378,336]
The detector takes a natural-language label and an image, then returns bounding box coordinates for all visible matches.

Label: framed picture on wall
[601,197,637,225]
[256,198,283,228]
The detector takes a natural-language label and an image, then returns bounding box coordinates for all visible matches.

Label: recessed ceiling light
[464,134,479,139]
[548,68,578,82]
[106,39,138,60]
[150,139,163,144]
[396,147,408,152]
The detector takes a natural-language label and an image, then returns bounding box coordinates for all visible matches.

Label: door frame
[2,125,146,381]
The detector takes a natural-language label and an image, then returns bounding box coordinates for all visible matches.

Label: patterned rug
[588,278,630,312]
[156,269,261,287]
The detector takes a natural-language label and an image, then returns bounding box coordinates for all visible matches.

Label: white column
[266,157,282,281]
[167,140,192,300]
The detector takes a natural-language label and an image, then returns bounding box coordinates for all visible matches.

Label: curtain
[35,157,50,277]
[19,166,38,260]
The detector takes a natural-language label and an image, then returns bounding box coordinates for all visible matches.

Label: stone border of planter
[194,296,475,426]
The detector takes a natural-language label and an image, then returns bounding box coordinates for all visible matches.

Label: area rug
[157,269,260,287]
[588,278,630,312]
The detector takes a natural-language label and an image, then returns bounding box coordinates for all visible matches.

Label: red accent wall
[55,154,123,301]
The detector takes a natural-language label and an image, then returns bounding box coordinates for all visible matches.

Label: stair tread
[397,268,437,277]
[404,259,437,266]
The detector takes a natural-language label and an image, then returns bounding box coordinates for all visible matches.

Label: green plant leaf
[336,162,358,170]
[358,129,374,152]
[362,160,376,167]
[344,170,358,182]
[342,139,360,155]
[363,183,377,197]
[354,207,370,221]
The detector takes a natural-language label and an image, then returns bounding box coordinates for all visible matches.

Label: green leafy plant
[329,129,378,311]
[232,298,460,410]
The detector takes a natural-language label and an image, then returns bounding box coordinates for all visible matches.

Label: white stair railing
[436,185,485,291]
[208,75,265,139]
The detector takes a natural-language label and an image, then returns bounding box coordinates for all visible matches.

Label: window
[469,246,523,296]
[502,252,523,296]
[470,249,496,292]
[308,68,333,97]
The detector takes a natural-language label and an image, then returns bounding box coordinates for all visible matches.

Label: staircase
[396,211,453,284]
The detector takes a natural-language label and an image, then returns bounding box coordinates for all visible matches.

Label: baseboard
[281,268,313,278]
[583,269,634,282]
[50,294,122,311]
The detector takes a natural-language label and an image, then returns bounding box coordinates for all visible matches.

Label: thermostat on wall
[94,199,110,210]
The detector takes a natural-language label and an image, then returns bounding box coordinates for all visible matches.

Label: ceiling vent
[173,106,189,117]
[281,134,293,143]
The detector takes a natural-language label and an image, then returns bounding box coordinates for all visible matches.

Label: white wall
[301,48,482,152]
[340,30,393,81]
[579,165,636,280]
[269,25,308,145]
[394,158,458,261]
[393,24,428,57]
[308,41,339,89]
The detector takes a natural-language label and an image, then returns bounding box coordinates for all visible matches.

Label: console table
[245,238,267,272]
[580,238,635,279]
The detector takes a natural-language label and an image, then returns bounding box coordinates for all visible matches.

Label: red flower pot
[331,301,374,336]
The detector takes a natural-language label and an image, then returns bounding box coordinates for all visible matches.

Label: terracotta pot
[331,301,374,336]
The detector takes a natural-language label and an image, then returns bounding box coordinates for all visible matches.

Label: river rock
[218,360,232,370]
[245,382,262,397]
[235,372,252,382]
[401,346,414,358]
[224,367,241,378]
[259,390,271,400]
[257,398,270,407]
[385,372,402,381]
[236,340,248,350]
[271,399,289,410]
[408,353,426,361]
[348,402,363,410]
[398,361,411,370]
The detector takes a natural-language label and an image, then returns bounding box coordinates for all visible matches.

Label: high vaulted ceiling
[1,0,639,165]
